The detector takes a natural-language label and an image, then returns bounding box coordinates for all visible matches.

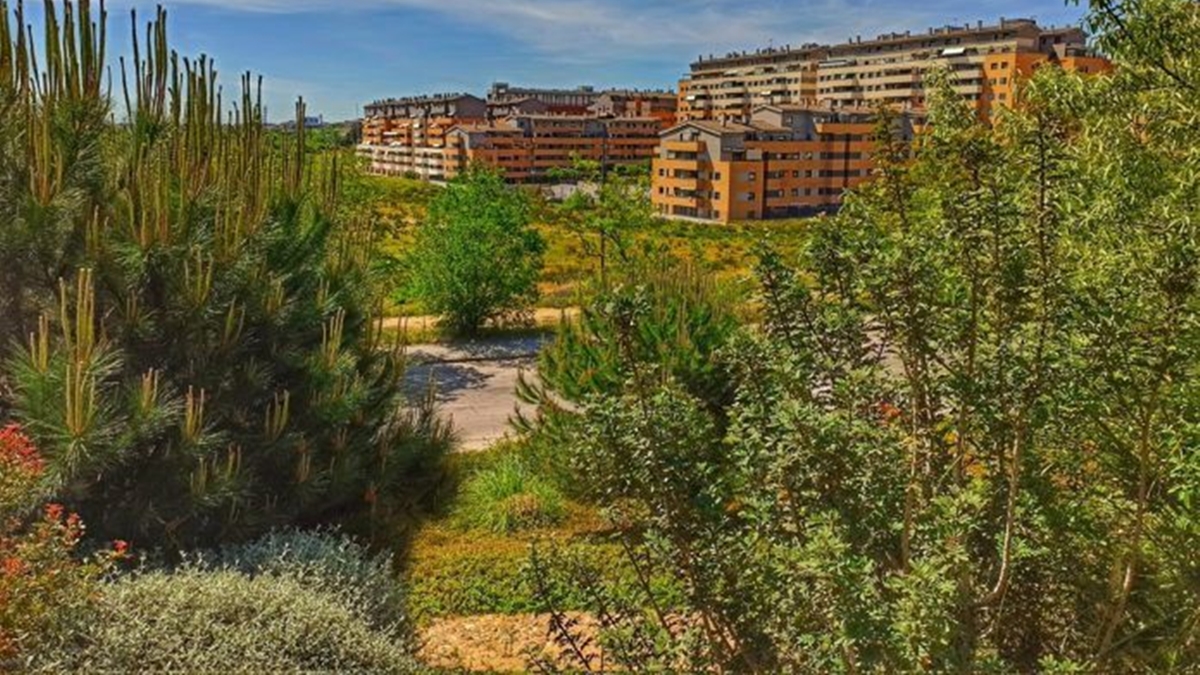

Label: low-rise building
[652,105,923,222]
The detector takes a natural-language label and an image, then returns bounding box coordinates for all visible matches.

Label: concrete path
[403,335,552,452]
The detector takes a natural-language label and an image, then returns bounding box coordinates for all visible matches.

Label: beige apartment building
[679,18,1111,121]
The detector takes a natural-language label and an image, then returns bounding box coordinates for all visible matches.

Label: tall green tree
[0,2,447,549]
[406,165,545,335]
[531,2,1200,671]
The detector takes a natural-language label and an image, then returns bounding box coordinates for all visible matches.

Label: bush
[73,570,422,673]
[454,453,566,533]
[406,166,545,334]
[211,530,411,641]
[65,531,422,673]
[0,426,111,670]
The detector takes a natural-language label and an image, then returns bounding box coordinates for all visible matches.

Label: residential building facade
[445,115,662,183]
[679,18,1110,121]
[487,83,602,116]
[361,93,487,146]
[653,105,922,222]
[659,17,1111,222]
[359,85,671,182]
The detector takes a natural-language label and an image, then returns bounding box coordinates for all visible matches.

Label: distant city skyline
[22,1,1091,121]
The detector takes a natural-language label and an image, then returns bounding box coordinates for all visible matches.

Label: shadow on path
[406,362,493,402]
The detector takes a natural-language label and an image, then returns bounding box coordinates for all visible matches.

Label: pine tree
[0,1,448,549]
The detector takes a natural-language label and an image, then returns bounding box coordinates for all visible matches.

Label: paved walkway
[404,335,551,452]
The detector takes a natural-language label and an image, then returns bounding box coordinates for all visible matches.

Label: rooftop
[691,17,1085,70]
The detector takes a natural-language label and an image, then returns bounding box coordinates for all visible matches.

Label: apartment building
[680,44,826,122]
[679,18,1110,121]
[445,115,662,183]
[652,105,923,222]
[360,83,671,183]
[361,93,487,145]
[488,83,602,115]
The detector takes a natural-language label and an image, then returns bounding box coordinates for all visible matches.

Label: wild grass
[453,453,566,533]
[367,174,814,315]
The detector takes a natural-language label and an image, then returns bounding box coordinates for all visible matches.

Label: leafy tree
[406,165,545,334]
[0,2,449,549]
[531,2,1200,671]
[548,159,653,285]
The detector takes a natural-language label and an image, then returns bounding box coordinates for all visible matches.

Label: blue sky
[31,1,1089,121]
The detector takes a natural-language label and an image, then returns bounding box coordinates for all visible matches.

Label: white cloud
[137,0,1080,63]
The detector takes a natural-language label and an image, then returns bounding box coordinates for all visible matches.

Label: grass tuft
[454,453,566,533]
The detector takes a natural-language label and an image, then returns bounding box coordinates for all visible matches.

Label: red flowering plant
[0,425,115,664]
[0,424,45,514]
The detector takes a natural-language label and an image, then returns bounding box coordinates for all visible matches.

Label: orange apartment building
[359,93,488,180]
[359,85,672,182]
[653,105,922,222]
[658,17,1111,222]
[679,18,1110,121]
[445,116,662,183]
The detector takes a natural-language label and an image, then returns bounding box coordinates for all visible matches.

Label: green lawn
[388,442,632,624]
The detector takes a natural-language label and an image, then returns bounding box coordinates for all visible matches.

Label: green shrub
[62,531,422,673]
[211,530,411,641]
[72,570,423,673]
[406,166,545,335]
[454,454,566,533]
[406,526,626,620]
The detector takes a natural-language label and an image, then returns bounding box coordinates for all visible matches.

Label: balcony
[664,140,705,153]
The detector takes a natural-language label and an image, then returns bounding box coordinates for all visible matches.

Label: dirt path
[418,613,607,673]
[404,336,550,452]
[382,307,580,335]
